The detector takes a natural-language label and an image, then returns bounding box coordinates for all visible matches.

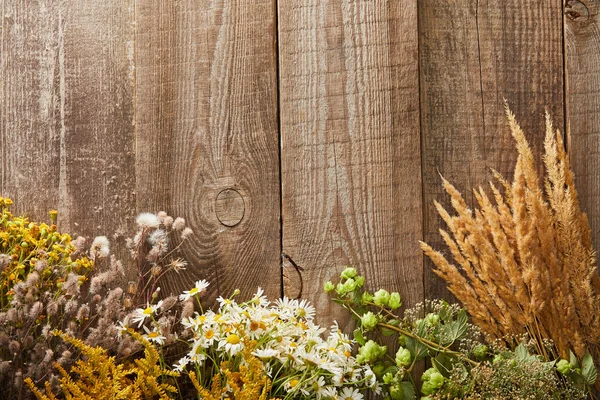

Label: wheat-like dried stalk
[421,104,600,360]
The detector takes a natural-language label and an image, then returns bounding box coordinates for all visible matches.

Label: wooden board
[419,0,565,301]
[565,0,600,254]
[134,0,281,300]
[278,0,423,329]
[0,0,136,242]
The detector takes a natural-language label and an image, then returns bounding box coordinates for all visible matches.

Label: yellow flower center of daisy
[189,287,198,295]
[289,379,299,388]
[205,329,214,339]
[344,350,351,358]
[250,321,260,331]
[143,306,153,315]
[226,334,240,345]
[198,315,206,323]
[148,332,159,338]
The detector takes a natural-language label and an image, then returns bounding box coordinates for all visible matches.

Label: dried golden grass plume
[421,104,600,360]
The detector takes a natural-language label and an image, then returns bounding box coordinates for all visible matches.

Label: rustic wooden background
[1,0,599,328]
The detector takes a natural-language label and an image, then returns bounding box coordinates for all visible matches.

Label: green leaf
[570,350,580,368]
[452,310,468,340]
[581,352,597,386]
[432,353,454,378]
[400,381,416,400]
[514,343,529,361]
[353,328,366,346]
[405,336,428,361]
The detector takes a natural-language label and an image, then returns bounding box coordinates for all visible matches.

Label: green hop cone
[383,372,395,385]
[398,334,407,347]
[389,384,404,400]
[362,291,374,303]
[373,289,391,307]
[395,347,412,368]
[556,359,573,375]
[473,344,489,360]
[421,368,444,395]
[361,311,378,331]
[340,266,357,279]
[356,340,387,364]
[324,281,335,293]
[388,292,402,309]
[354,275,365,288]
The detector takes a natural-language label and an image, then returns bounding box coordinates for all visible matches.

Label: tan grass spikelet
[421,104,600,360]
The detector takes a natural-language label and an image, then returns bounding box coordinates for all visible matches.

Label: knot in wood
[565,0,590,22]
[215,188,245,227]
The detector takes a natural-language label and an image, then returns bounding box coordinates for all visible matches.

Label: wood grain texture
[278,0,423,329]
[0,0,136,241]
[134,0,281,300]
[419,0,565,301]
[565,0,600,254]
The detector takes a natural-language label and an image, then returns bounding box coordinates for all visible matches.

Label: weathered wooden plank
[134,0,280,300]
[565,1,600,254]
[0,1,136,240]
[419,0,565,301]
[279,0,422,329]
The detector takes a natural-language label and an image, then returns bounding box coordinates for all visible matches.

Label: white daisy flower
[173,355,190,372]
[218,333,244,356]
[143,325,166,345]
[131,301,162,327]
[339,387,364,400]
[179,279,209,301]
[252,348,279,360]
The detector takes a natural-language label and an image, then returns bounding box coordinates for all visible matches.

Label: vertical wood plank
[0,1,136,240]
[278,0,423,328]
[134,0,281,299]
[419,0,565,301]
[565,1,600,254]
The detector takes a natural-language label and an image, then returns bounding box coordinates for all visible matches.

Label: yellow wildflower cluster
[25,329,178,400]
[0,197,94,309]
[189,343,280,400]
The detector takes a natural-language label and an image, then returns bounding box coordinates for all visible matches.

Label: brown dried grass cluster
[421,105,600,361]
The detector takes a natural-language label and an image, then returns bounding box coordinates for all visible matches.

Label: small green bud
[373,289,391,307]
[493,354,504,365]
[556,359,573,375]
[361,311,378,331]
[395,347,412,368]
[473,344,489,360]
[324,281,335,293]
[341,267,357,279]
[388,292,402,309]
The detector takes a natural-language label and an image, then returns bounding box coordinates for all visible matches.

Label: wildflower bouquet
[167,284,380,399]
